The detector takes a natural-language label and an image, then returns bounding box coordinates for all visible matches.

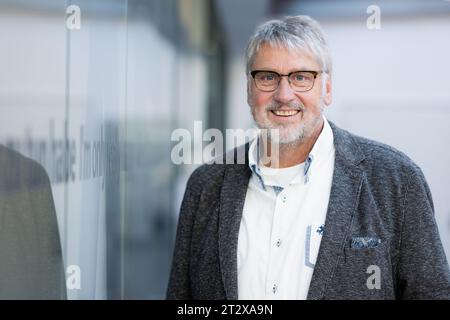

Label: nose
[273,76,296,104]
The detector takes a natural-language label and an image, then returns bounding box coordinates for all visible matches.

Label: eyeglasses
[250,70,321,92]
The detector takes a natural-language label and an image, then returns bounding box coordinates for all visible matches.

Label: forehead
[252,43,319,71]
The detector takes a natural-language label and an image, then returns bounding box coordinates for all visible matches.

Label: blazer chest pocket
[325,240,395,299]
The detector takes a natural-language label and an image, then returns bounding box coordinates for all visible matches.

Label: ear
[323,74,332,106]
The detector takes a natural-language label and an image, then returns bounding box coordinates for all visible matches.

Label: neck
[260,119,324,168]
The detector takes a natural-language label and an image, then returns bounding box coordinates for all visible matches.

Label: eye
[291,72,314,83]
[257,72,277,81]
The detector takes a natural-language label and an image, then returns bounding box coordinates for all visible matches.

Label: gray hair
[245,15,332,75]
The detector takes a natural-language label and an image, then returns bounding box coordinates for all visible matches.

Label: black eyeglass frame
[250,70,322,92]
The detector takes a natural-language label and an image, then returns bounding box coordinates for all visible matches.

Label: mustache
[265,101,304,112]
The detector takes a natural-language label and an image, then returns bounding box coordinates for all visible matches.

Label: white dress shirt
[237,116,335,300]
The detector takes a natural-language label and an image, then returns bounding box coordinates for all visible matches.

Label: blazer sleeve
[397,168,450,299]
[166,169,202,299]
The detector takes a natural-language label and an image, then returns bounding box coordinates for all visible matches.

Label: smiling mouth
[270,110,301,117]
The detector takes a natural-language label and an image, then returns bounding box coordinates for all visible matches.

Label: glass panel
[0,0,223,299]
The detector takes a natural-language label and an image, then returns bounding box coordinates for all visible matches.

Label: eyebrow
[252,68,317,73]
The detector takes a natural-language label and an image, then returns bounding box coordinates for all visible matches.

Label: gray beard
[251,101,324,145]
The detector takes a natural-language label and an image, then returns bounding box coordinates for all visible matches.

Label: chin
[267,124,307,145]
[254,113,319,144]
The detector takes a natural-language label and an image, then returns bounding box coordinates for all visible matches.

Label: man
[0,145,66,299]
[167,15,450,299]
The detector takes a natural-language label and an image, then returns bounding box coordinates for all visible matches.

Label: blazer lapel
[307,122,365,300]
[218,144,251,300]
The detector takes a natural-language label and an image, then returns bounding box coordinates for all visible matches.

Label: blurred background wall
[0,0,448,299]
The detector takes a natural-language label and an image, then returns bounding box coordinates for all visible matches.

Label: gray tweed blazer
[167,122,450,300]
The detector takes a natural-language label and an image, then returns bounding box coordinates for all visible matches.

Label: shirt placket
[265,185,288,298]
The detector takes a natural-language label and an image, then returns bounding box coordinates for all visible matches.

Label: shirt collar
[248,136,266,190]
[248,116,334,190]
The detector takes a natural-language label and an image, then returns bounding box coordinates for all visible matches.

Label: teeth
[272,110,299,116]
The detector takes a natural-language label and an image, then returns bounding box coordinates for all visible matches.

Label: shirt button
[276,239,282,247]
[281,194,287,203]
[272,284,277,294]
